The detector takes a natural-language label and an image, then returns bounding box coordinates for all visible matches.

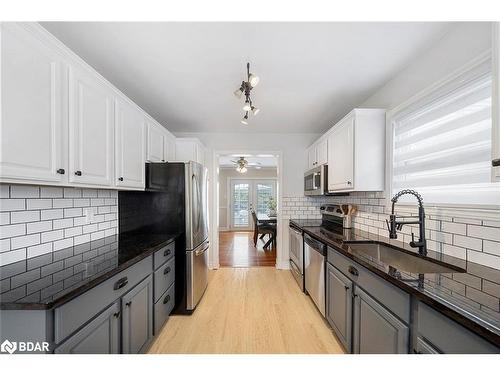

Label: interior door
[68,66,114,186]
[230,180,252,230]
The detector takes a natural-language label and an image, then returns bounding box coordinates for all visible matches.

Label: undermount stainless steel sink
[346,241,464,274]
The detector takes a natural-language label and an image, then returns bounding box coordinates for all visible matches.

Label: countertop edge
[0,235,179,311]
[294,222,500,348]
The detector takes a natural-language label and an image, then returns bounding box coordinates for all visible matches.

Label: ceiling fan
[231,157,262,173]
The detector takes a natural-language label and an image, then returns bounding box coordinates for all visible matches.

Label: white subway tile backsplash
[11,210,40,224]
[10,185,39,198]
[11,233,40,250]
[0,223,26,239]
[27,221,52,234]
[468,225,500,242]
[0,184,119,266]
[40,186,63,198]
[287,190,500,270]
[0,199,25,212]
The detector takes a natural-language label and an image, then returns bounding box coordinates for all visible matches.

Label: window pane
[255,183,274,216]
[391,58,500,206]
[233,183,249,226]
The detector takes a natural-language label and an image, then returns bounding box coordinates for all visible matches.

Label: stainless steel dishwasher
[304,233,326,316]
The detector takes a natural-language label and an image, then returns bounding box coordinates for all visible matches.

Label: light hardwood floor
[148,267,344,354]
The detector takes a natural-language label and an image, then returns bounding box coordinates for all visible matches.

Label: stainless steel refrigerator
[118,161,209,314]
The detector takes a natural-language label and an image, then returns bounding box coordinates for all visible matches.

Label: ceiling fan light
[239,166,247,173]
[240,118,248,125]
[249,74,259,87]
[251,106,260,116]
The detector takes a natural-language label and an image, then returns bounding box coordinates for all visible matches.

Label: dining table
[257,213,277,249]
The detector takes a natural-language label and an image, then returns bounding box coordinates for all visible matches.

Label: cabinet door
[195,142,205,165]
[353,287,409,354]
[147,122,166,162]
[54,302,120,354]
[415,337,440,354]
[115,99,146,189]
[307,146,317,169]
[316,138,328,166]
[68,67,114,186]
[164,134,176,161]
[122,275,153,354]
[493,23,500,181]
[328,115,354,191]
[0,23,66,183]
[326,263,353,352]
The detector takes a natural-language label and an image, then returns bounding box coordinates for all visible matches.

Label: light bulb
[251,106,260,116]
[241,118,248,125]
[243,101,251,112]
[240,166,247,173]
[249,74,259,87]
[233,88,243,99]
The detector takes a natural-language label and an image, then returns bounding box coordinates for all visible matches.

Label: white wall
[175,132,319,196]
[218,167,277,229]
[362,22,492,109]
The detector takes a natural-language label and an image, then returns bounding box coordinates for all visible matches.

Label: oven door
[304,165,326,196]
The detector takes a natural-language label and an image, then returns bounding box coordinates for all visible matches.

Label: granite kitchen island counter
[0,232,180,310]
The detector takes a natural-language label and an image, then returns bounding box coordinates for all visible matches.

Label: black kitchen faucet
[386,189,427,256]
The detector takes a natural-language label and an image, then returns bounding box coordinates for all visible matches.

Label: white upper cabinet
[68,66,114,186]
[492,23,500,181]
[115,99,146,189]
[146,121,166,162]
[175,138,205,165]
[306,137,328,169]
[164,133,176,162]
[328,114,354,191]
[0,23,66,184]
[327,109,385,193]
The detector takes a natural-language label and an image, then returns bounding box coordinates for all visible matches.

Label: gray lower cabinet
[326,263,353,352]
[415,337,440,354]
[55,302,120,354]
[122,274,154,354]
[353,287,409,354]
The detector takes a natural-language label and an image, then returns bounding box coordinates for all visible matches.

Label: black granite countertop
[0,232,180,310]
[290,219,500,348]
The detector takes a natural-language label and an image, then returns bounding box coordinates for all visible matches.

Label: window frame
[385,51,500,221]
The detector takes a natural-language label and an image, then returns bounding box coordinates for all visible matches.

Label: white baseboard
[275,260,290,270]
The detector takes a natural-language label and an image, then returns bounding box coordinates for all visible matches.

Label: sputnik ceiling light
[234,62,260,125]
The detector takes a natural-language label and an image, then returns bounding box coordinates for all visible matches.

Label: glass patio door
[230,180,252,229]
[230,179,277,230]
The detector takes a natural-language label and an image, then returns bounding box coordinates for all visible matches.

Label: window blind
[391,58,499,207]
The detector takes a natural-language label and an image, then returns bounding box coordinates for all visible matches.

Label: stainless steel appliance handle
[304,235,324,250]
[195,243,209,256]
[289,226,302,236]
[312,172,320,190]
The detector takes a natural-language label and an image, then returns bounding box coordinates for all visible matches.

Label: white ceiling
[41,22,453,133]
[219,155,277,168]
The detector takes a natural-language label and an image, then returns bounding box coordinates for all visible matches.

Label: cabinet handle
[118,177,124,181]
[113,277,128,290]
[56,168,65,175]
[344,285,349,290]
[347,181,352,185]
[113,311,121,318]
[163,266,171,275]
[164,249,171,257]
[125,301,132,307]
[74,170,82,176]
[348,266,359,276]
[163,294,171,304]
[493,158,500,167]
[161,159,165,162]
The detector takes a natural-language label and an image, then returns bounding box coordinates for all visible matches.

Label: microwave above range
[304,165,327,196]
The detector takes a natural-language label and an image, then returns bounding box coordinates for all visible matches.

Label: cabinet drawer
[154,256,175,302]
[154,241,175,270]
[154,283,175,335]
[54,255,153,344]
[327,246,410,323]
[417,302,499,354]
